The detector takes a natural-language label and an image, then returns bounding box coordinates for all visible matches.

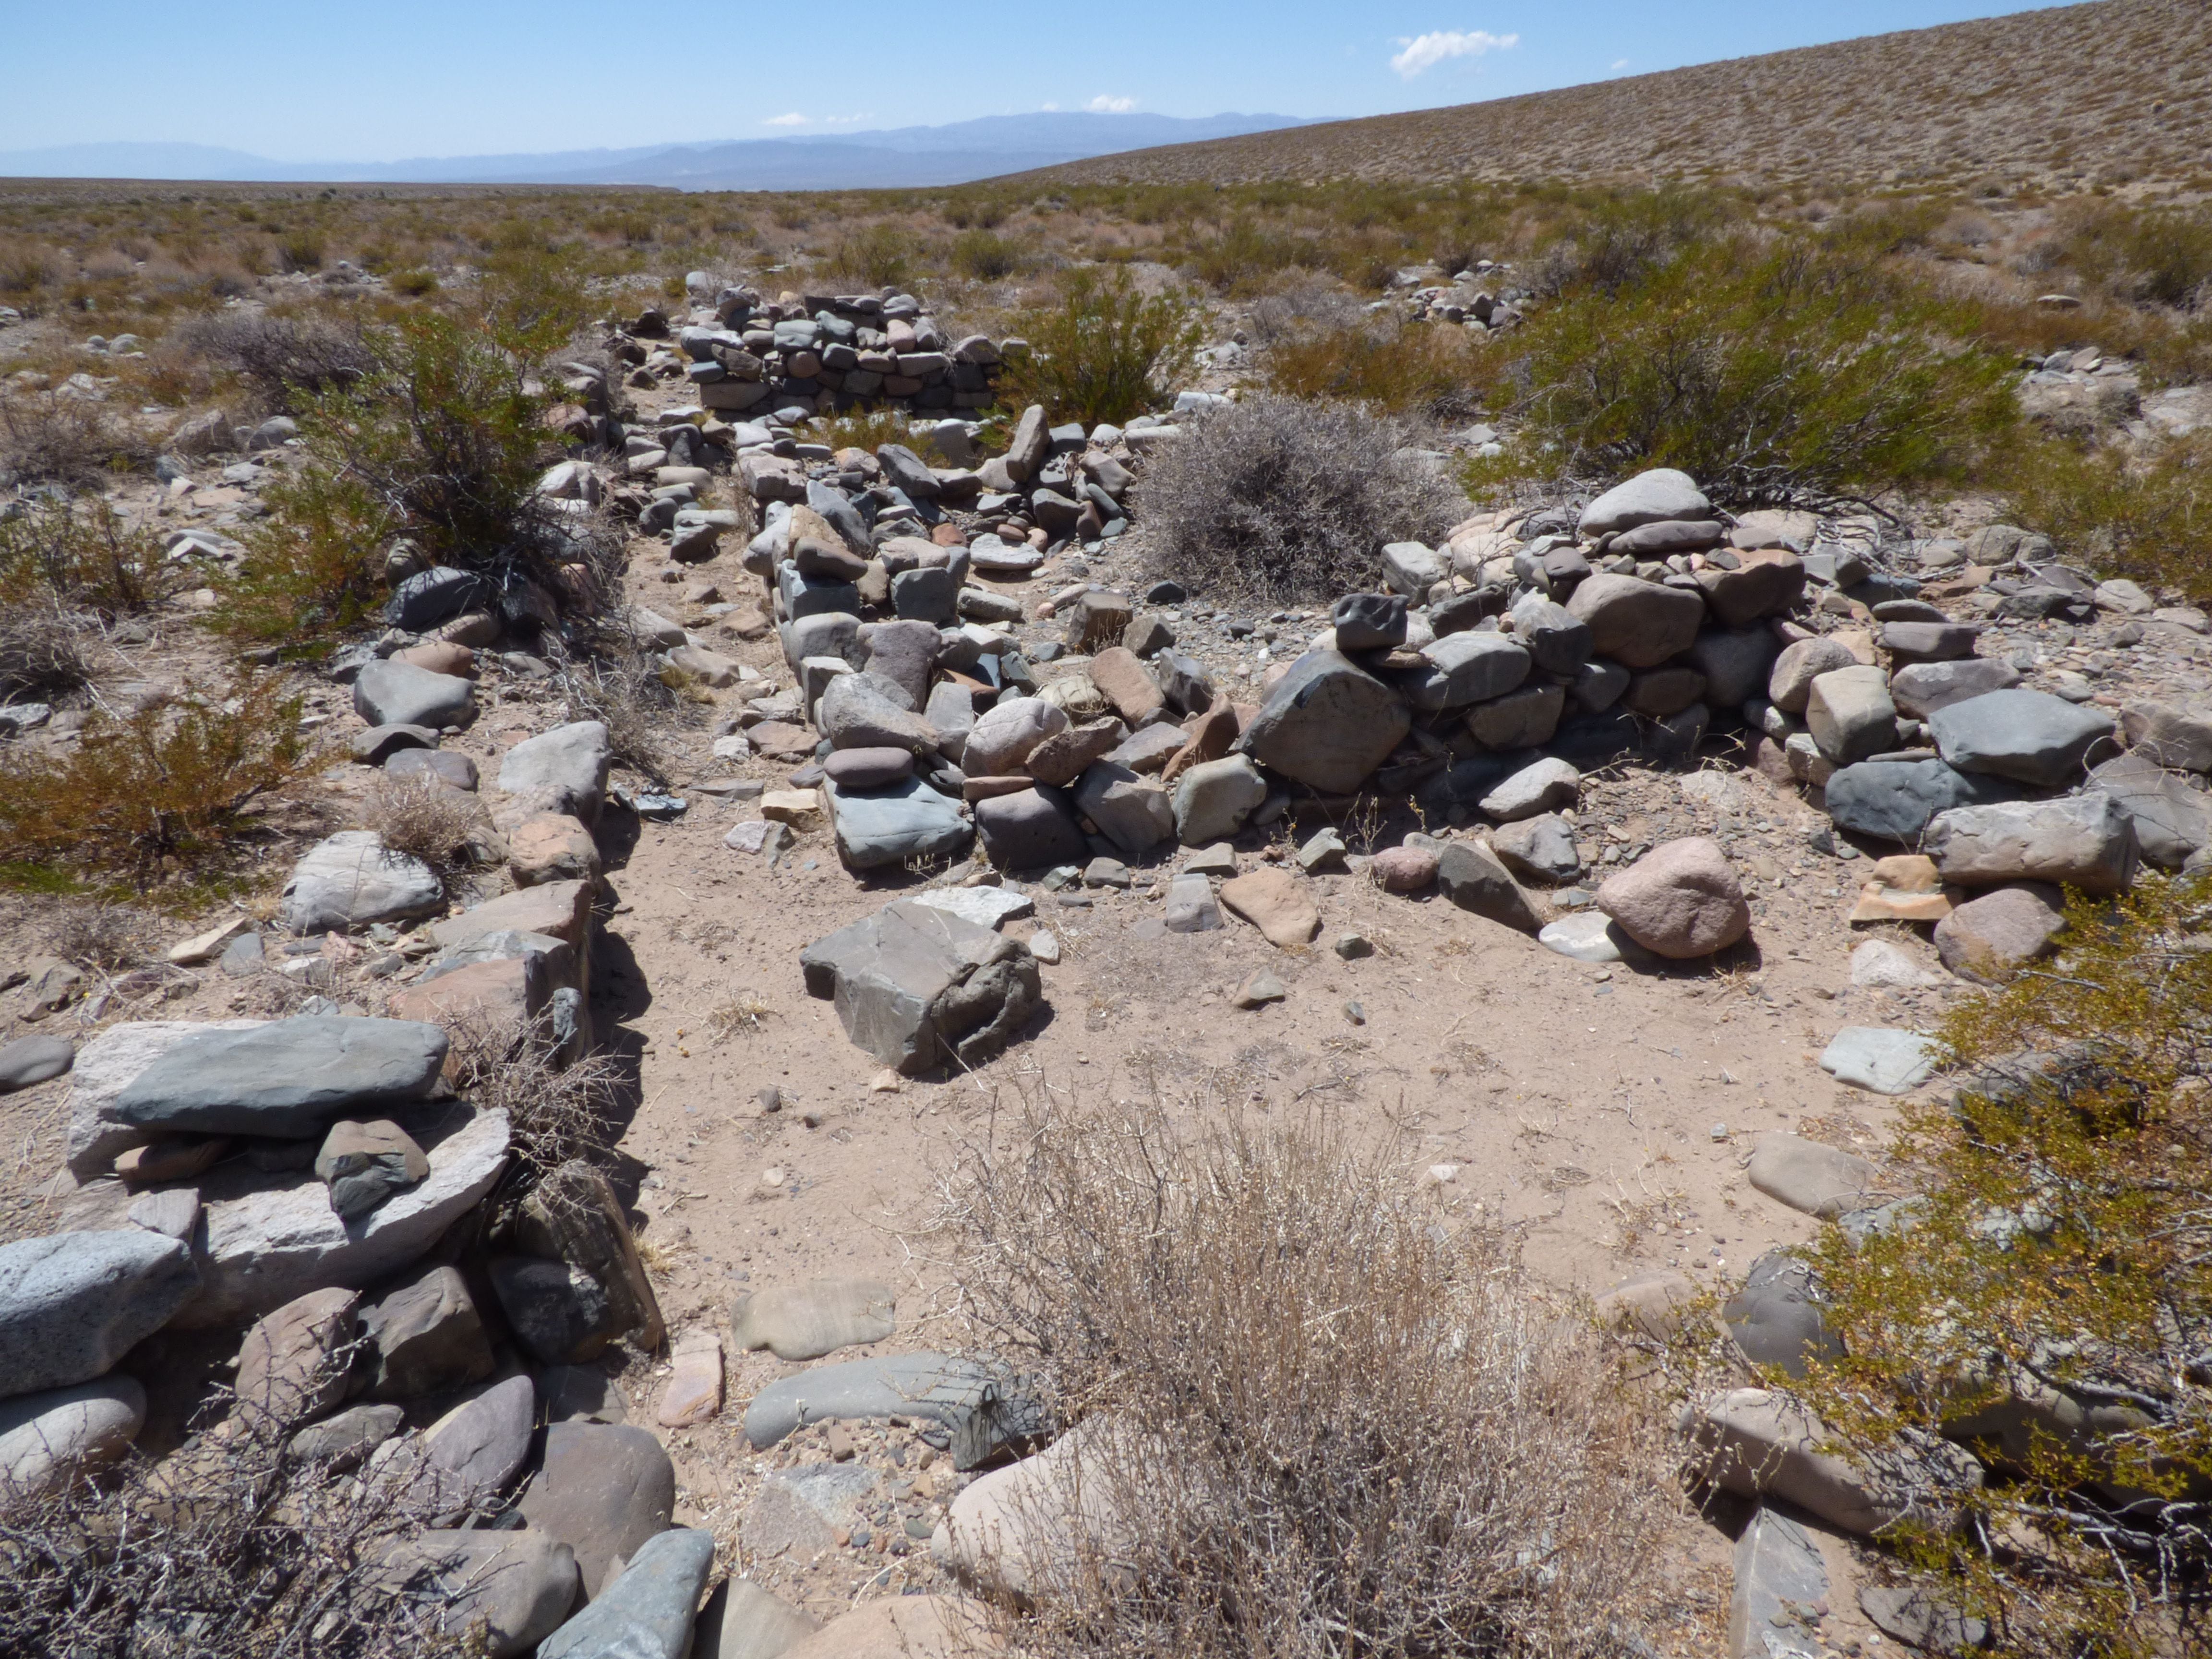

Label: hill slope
[1025,0,2212,192]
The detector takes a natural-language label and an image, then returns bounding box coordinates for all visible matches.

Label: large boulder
[1694,549,1804,627]
[0,1375,145,1501]
[1928,688,2115,787]
[63,1018,264,1180]
[176,1104,510,1327]
[1563,574,1706,669]
[234,1287,360,1430]
[1822,759,2023,842]
[1236,650,1410,795]
[963,697,1067,777]
[497,721,612,825]
[1925,793,2139,895]
[354,659,476,730]
[1596,838,1749,958]
[2088,752,2212,869]
[104,1015,447,1140]
[518,1421,676,1599]
[800,902,1040,1074]
[1934,883,2068,983]
[279,831,443,934]
[0,1230,198,1399]
[1888,657,2023,719]
[823,778,973,870]
[1578,469,1710,536]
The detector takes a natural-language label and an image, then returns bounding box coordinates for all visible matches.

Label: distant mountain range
[0,113,1324,191]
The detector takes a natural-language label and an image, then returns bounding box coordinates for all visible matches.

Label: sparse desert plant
[165,310,373,413]
[1135,393,1464,601]
[1796,874,2212,1658]
[549,633,675,785]
[1263,315,1481,418]
[2007,428,2212,602]
[0,493,172,615]
[361,770,485,875]
[951,228,1030,281]
[828,222,916,289]
[43,898,153,971]
[0,390,155,489]
[938,1089,1676,1659]
[0,601,93,699]
[437,1005,619,1180]
[997,266,1203,428]
[0,669,325,885]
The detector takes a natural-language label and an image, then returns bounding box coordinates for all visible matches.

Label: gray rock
[732,1278,896,1361]
[744,1351,1038,1469]
[280,831,443,934]
[1819,1027,1938,1094]
[288,1401,405,1468]
[1537,912,1647,964]
[1888,657,2023,719]
[1925,793,2139,895]
[0,1374,144,1498]
[924,682,976,762]
[696,1577,821,1659]
[1395,631,1530,712]
[1509,595,1593,676]
[823,778,972,871]
[1479,756,1581,821]
[385,1373,534,1516]
[1164,873,1223,932]
[1171,754,1269,844]
[1767,636,1859,713]
[860,619,941,706]
[351,722,441,763]
[361,1264,495,1400]
[386,747,478,791]
[107,1015,446,1139]
[1072,762,1175,855]
[1687,626,1779,708]
[2088,752,2212,868]
[1612,517,1725,555]
[1804,665,1897,765]
[907,887,1033,929]
[1330,593,1407,652]
[1380,541,1446,595]
[963,696,1068,777]
[1578,468,1709,536]
[518,1421,675,1599]
[1466,682,1566,749]
[0,1035,73,1094]
[1928,688,2114,786]
[1490,814,1581,884]
[1563,573,1706,668]
[1724,1249,1842,1378]
[1822,759,2023,842]
[974,786,1089,870]
[353,659,476,730]
[824,747,916,790]
[539,1527,714,1659]
[0,1229,198,1399]
[891,567,959,625]
[491,1257,618,1365]
[1878,620,1983,663]
[385,566,486,631]
[1435,841,1542,934]
[799,901,1040,1074]
[1934,883,2068,983]
[64,1018,266,1179]
[1236,650,1410,795]
[2121,699,2212,772]
[820,673,938,755]
[542,1366,628,1425]
[1728,1505,1827,1659]
[1859,1586,1989,1654]
[497,721,612,825]
[1695,550,1805,627]
[178,1104,509,1327]
[382,1528,579,1659]
[1748,1133,1889,1219]
[1691,1387,1976,1541]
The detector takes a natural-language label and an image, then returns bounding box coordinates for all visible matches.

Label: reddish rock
[1370,846,1439,892]
[1596,837,1750,958]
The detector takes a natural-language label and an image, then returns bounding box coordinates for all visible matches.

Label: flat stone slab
[743,1351,1041,1469]
[0,1230,199,1397]
[64,1018,264,1179]
[518,1421,675,1599]
[1818,1028,1938,1095]
[1537,912,1640,963]
[823,778,973,871]
[0,1034,73,1093]
[907,887,1034,929]
[733,1278,897,1361]
[1928,687,2114,786]
[1747,1132,1891,1219]
[107,1015,448,1139]
[281,830,444,934]
[540,1527,715,1659]
[1728,1505,1828,1659]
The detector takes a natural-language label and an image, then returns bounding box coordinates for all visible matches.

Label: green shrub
[1262,318,1481,419]
[0,494,171,615]
[1486,233,2019,508]
[1799,875,2212,1659]
[389,267,438,297]
[827,222,914,289]
[950,228,1027,281]
[0,669,325,885]
[2007,429,2212,604]
[2062,201,2212,309]
[0,390,155,488]
[997,267,1202,428]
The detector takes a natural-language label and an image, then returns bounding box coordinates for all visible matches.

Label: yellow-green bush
[996,267,1202,427]
[2007,429,2212,603]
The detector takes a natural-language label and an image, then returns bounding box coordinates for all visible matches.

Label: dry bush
[0,600,94,700]
[43,900,153,971]
[438,1004,619,1181]
[1135,393,1465,603]
[164,310,373,415]
[0,391,155,489]
[939,1089,1675,1659]
[1262,317,1483,419]
[0,1424,471,1659]
[2008,428,2212,603]
[0,493,174,616]
[361,771,486,876]
[550,633,676,785]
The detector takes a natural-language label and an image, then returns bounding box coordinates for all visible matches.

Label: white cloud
[1086,94,1136,113]
[1040,101,1060,112]
[762,112,807,127]
[1389,29,1518,79]
[821,113,869,125]
[1611,57,1630,70]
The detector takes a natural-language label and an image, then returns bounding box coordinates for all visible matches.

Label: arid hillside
[1028,0,2212,192]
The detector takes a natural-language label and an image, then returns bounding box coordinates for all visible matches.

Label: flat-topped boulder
[1237,649,1409,795]
[105,1015,447,1140]
[496,721,612,824]
[354,659,476,730]
[800,902,1041,1074]
[280,831,443,934]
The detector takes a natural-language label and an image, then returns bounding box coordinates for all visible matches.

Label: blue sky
[1,0,2070,160]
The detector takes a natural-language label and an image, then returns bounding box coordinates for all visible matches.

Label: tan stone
[655,1330,724,1428]
[509,814,601,887]
[116,1135,230,1186]
[397,641,477,677]
[429,880,593,952]
[761,790,825,830]
[1085,647,1165,726]
[235,1287,359,1431]
[387,957,538,1033]
[1219,868,1322,948]
[1848,853,1955,923]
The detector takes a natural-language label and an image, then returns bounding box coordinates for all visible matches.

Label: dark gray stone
[353,660,476,730]
[1564,573,1707,668]
[818,673,938,756]
[890,566,959,625]
[351,723,440,763]
[1072,762,1175,855]
[1395,631,1531,712]
[1435,841,1542,934]
[107,1016,447,1139]
[799,900,1041,1074]
[1729,1506,1829,1659]
[823,778,973,870]
[1929,688,2115,786]
[384,1527,579,1658]
[518,1421,676,1599]
[744,1351,1043,1469]
[0,1035,73,1094]
[1510,597,1593,676]
[1822,759,2025,842]
[1724,1249,1842,1379]
[1490,814,1582,884]
[974,786,1089,870]
[0,1229,200,1399]
[2088,752,2212,869]
[491,1256,619,1365]
[540,1527,714,1659]
[1859,1586,1989,1655]
[1687,626,1779,709]
[385,566,486,631]
[361,1264,495,1400]
[1330,593,1407,652]
[1238,649,1411,794]
[1888,657,2023,719]
[288,1401,404,1468]
[280,831,444,934]
[1878,620,1983,664]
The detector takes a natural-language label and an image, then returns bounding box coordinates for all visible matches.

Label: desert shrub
[388,267,438,297]
[1490,233,2018,509]
[1263,317,1481,418]
[0,669,325,885]
[2008,429,2212,602]
[439,1005,621,1181]
[166,310,373,412]
[2061,201,2212,309]
[549,633,675,784]
[1185,215,1313,292]
[1528,188,1737,298]
[997,267,1203,428]
[361,770,485,875]
[1795,875,2212,1658]
[827,222,915,289]
[274,226,325,273]
[0,494,172,615]
[940,1090,1675,1659]
[0,390,155,489]
[0,601,94,699]
[1135,394,1464,602]
[821,408,914,453]
[42,898,154,970]
[951,228,1029,281]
